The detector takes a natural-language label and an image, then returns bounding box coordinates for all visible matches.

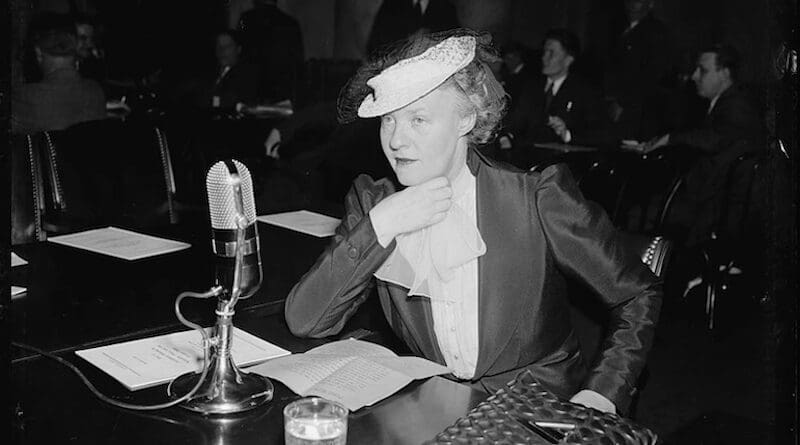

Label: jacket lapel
[467,149,531,378]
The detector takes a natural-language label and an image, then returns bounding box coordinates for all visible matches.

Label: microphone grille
[206,160,257,229]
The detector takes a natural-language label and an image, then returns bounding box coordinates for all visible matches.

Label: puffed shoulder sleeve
[534,164,662,414]
[284,175,397,338]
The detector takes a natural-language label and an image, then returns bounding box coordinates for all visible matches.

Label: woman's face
[379,86,472,186]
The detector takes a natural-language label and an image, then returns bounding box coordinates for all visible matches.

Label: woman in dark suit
[284,29,661,415]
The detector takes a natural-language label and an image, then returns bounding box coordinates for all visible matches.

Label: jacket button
[347,246,358,259]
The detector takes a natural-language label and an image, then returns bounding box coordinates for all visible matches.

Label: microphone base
[167,351,273,415]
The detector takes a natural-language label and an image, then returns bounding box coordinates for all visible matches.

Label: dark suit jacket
[605,13,674,139]
[187,63,263,110]
[666,84,764,245]
[506,74,606,148]
[367,0,459,54]
[285,147,662,413]
[238,4,304,101]
[671,84,763,156]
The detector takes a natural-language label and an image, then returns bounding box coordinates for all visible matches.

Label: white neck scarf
[375,164,486,301]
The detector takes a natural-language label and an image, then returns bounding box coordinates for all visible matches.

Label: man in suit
[503,29,606,168]
[605,0,675,141]
[367,0,459,54]
[180,30,262,111]
[644,44,764,246]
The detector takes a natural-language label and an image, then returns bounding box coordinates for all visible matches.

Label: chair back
[617,232,674,278]
[43,119,177,234]
[578,157,631,224]
[11,133,48,244]
[638,235,672,278]
[618,148,700,234]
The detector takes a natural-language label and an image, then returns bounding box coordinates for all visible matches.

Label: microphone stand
[168,176,273,415]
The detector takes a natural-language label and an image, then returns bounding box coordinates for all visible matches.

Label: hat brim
[357,36,475,118]
[357,69,455,118]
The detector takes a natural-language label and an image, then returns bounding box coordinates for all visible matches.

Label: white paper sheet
[48,227,191,260]
[249,339,450,411]
[11,286,27,299]
[257,210,341,237]
[11,252,28,267]
[75,328,290,391]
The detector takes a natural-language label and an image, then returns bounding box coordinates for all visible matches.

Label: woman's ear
[458,111,477,137]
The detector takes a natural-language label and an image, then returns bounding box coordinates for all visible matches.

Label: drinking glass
[284,397,348,445]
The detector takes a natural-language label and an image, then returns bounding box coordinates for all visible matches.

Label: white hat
[357,35,476,118]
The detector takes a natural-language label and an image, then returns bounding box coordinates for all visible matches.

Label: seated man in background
[502,29,605,168]
[183,29,262,111]
[641,44,764,247]
[74,15,107,84]
[12,27,106,134]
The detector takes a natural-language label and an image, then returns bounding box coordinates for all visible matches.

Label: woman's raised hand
[369,177,452,247]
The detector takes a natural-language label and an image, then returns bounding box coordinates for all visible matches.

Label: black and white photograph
[4,0,797,444]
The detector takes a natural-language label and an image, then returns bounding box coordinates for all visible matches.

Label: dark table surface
[10,221,486,444]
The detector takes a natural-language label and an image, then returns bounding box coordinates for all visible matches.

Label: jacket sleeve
[670,91,761,153]
[284,174,397,338]
[534,164,662,413]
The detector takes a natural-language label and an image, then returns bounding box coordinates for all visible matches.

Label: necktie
[544,81,555,113]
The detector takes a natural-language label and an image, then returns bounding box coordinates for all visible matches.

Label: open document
[76,328,290,391]
[48,227,191,260]
[257,210,341,237]
[248,339,450,411]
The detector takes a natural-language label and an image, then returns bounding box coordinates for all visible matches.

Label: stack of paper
[48,227,191,260]
[249,339,450,411]
[258,210,340,237]
[76,328,290,391]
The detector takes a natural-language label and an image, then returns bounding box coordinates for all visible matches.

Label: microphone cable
[12,287,223,411]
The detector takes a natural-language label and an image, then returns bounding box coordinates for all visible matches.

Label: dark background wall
[11,0,792,88]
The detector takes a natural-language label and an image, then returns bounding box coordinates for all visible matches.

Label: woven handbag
[426,370,658,445]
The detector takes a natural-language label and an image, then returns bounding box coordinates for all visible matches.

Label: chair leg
[708,282,716,330]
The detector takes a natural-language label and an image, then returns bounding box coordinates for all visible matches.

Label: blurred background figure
[499,42,536,105]
[367,0,459,54]
[174,30,262,112]
[237,0,304,103]
[605,0,675,142]
[12,26,106,134]
[74,14,107,84]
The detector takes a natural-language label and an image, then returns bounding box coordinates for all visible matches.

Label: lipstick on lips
[394,157,417,167]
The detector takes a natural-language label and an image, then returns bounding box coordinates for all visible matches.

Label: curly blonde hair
[444,59,508,146]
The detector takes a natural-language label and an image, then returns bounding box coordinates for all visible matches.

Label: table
[10,221,328,362]
[10,221,487,444]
